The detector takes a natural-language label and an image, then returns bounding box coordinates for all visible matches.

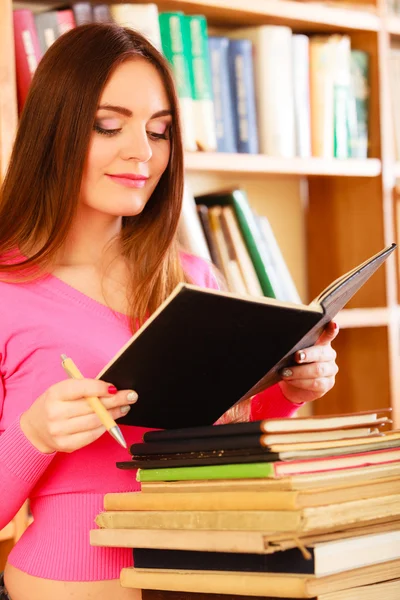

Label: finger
[51,378,123,402]
[55,425,106,452]
[316,321,340,346]
[281,376,336,395]
[47,405,132,436]
[281,361,338,381]
[294,344,337,365]
[53,389,138,419]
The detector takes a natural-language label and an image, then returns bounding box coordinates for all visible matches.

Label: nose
[120,125,152,163]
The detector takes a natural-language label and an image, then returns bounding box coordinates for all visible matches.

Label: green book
[159,11,197,151]
[348,50,369,159]
[195,189,277,298]
[183,14,217,151]
[136,462,275,482]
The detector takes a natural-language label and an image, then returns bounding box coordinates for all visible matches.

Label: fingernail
[332,321,339,330]
[281,368,293,378]
[108,385,118,394]
[121,405,131,415]
[127,391,138,403]
[297,351,306,363]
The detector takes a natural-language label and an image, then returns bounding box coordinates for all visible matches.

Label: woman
[0,23,339,600]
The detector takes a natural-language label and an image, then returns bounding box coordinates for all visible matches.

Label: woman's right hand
[20,379,138,454]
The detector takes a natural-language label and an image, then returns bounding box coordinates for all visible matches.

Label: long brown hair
[0,23,186,331]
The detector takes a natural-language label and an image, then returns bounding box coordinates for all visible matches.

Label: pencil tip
[110,425,128,449]
[60,353,67,361]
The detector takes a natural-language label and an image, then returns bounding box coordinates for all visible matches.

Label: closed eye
[93,123,122,137]
[147,131,170,141]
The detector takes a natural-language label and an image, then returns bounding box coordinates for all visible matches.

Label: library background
[1,0,400,595]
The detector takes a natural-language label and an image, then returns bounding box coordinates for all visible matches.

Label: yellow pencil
[60,353,127,449]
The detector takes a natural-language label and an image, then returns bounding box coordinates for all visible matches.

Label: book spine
[230,191,276,297]
[96,509,301,531]
[13,9,42,113]
[177,184,211,261]
[120,567,307,596]
[292,34,311,158]
[349,50,369,159]
[228,38,259,154]
[34,11,60,55]
[92,4,113,23]
[136,461,276,482]
[309,36,335,157]
[159,12,197,151]
[71,2,93,25]
[333,35,352,159]
[208,36,237,153]
[184,15,217,152]
[111,4,162,51]
[221,207,263,296]
[196,205,224,271]
[56,10,76,35]
[104,490,299,511]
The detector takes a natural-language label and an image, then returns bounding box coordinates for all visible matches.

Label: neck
[56,204,123,270]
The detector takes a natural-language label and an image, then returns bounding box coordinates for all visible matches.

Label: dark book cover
[97,244,395,429]
[117,448,279,469]
[133,547,317,575]
[129,433,273,455]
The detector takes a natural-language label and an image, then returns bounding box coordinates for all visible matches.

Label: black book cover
[96,244,395,429]
[132,548,317,575]
[117,447,279,469]
[129,433,272,455]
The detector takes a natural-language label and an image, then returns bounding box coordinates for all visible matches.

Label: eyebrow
[98,104,172,120]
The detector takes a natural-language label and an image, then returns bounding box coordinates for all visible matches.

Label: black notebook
[96,244,395,429]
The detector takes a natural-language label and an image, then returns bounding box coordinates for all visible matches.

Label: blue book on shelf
[208,36,237,153]
[228,38,259,154]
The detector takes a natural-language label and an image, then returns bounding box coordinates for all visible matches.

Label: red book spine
[56,9,76,35]
[13,9,42,113]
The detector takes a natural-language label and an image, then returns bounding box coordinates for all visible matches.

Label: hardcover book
[95,244,395,429]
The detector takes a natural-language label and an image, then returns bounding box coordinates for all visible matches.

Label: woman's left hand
[278,321,339,405]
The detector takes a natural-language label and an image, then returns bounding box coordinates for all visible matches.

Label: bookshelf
[1,0,400,562]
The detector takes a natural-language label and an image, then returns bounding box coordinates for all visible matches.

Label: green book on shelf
[195,189,277,298]
[348,50,369,159]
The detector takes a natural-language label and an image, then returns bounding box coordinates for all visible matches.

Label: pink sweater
[0,252,301,581]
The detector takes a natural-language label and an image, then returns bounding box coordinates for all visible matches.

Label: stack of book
[91,409,400,598]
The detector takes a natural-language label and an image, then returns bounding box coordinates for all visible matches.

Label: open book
[96,244,396,429]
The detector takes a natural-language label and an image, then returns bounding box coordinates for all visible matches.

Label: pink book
[56,9,76,35]
[13,9,42,113]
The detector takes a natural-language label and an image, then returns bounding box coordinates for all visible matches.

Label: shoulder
[179,252,220,291]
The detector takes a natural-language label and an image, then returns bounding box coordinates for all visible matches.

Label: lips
[106,173,149,189]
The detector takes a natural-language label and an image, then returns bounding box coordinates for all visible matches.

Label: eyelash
[93,124,170,141]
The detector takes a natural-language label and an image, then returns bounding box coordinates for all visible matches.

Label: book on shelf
[13,9,42,113]
[158,11,197,151]
[34,11,61,54]
[71,2,92,25]
[229,25,295,158]
[111,3,162,51]
[184,15,217,152]
[292,34,312,158]
[92,243,394,429]
[208,36,237,153]
[348,50,369,159]
[177,184,211,262]
[228,38,259,154]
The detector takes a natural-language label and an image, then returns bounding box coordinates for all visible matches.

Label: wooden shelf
[185,152,381,177]
[336,308,391,329]
[0,522,15,543]
[16,0,380,31]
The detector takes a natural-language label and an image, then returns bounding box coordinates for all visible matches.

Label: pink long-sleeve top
[0,252,301,581]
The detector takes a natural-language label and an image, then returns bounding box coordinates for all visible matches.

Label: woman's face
[80,58,172,218]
